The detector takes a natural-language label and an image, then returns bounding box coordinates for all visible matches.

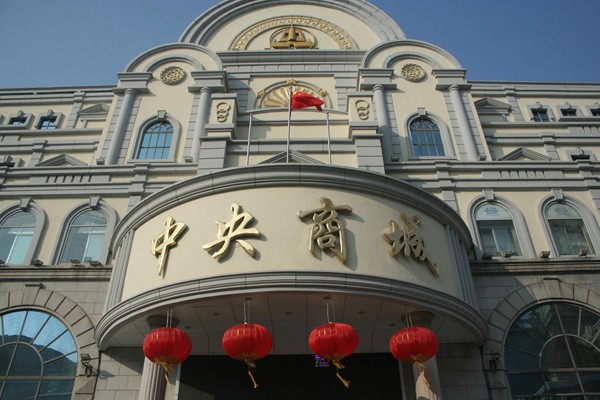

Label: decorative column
[138,316,179,400]
[402,311,442,400]
[190,87,213,163]
[372,84,393,162]
[106,88,137,165]
[448,85,478,161]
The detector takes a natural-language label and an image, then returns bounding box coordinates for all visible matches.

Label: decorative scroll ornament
[203,203,260,259]
[215,102,231,122]
[318,89,328,97]
[230,16,356,50]
[383,212,440,277]
[270,25,315,49]
[355,100,370,120]
[260,85,322,108]
[298,197,352,263]
[159,66,186,85]
[400,64,426,82]
[151,216,187,276]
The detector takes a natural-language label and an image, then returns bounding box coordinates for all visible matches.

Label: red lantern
[390,327,438,387]
[222,323,273,388]
[309,322,359,387]
[143,327,192,387]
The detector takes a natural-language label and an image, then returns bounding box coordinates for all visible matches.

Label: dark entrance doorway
[179,353,402,399]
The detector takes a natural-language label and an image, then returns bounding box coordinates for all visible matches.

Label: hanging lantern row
[143,311,439,390]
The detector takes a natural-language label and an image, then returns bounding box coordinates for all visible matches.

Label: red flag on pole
[291,91,324,111]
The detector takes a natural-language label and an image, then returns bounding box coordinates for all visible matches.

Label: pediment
[36,154,88,167]
[258,151,324,165]
[78,103,110,121]
[475,97,512,115]
[498,147,551,161]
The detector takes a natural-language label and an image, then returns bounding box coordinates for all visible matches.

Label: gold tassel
[154,360,174,389]
[336,371,350,388]
[245,359,259,389]
[413,360,430,388]
[331,360,350,388]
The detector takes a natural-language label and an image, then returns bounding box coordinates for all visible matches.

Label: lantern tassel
[155,360,174,389]
[244,359,259,389]
[414,361,430,388]
[331,360,350,388]
[336,371,350,388]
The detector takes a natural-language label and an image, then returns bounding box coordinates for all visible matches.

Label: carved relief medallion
[160,66,186,85]
[400,64,426,82]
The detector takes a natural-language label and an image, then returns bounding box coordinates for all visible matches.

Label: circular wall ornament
[160,66,186,85]
[400,64,426,82]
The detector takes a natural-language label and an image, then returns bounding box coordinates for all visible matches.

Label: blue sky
[1,0,599,88]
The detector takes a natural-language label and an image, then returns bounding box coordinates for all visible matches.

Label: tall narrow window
[59,210,107,263]
[475,203,521,256]
[0,212,36,264]
[137,121,173,159]
[410,118,445,157]
[547,203,595,255]
[0,310,77,399]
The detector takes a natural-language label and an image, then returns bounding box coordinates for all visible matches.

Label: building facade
[1,1,600,399]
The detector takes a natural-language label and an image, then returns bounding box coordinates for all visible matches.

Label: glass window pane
[40,331,76,361]
[550,219,594,256]
[2,312,26,343]
[532,304,563,337]
[8,344,41,376]
[156,133,166,147]
[0,343,16,375]
[477,220,521,256]
[148,133,158,147]
[43,353,77,377]
[164,132,172,147]
[579,371,600,393]
[580,309,600,342]
[32,318,65,351]
[6,230,33,264]
[3,213,36,227]
[20,312,50,343]
[138,148,148,158]
[146,148,156,159]
[506,325,543,355]
[38,379,75,399]
[505,347,540,371]
[507,372,546,396]
[514,310,553,344]
[542,372,582,394]
[72,210,106,226]
[475,204,512,220]
[567,336,600,368]
[541,337,574,369]
[556,304,580,335]
[547,204,582,219]
[1,380,39,400]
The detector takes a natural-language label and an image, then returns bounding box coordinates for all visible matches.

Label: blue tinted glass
[149,133,157,147]
[71,210,106,227]
[0,343,16,375]
[2,212,36,227]
[43,353,77,377]
[164,132,172,147]
[146,148,156,159]
[138,148,147,158]
[38,380,75,399]
[21,312,50,343]
[2,312,26,343]
[40,331,76,361]
[156,133,166,147]
[8,344,41,376]
[32,318,65,351]
[1,380,39,399]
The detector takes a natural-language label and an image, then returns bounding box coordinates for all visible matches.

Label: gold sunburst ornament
[261,85,322,108]
[400,64,426,82]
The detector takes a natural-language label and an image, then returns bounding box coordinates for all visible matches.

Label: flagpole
[326,111,331,164]
[287,87,292,163]
[246,113,253,166]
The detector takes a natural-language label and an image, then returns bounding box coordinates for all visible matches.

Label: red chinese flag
[291,91,324,111]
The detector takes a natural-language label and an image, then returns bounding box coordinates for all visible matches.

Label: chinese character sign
[151,216,187,276]
[298,197,352,263]
[203,203,260,259]
[383,213,440,277]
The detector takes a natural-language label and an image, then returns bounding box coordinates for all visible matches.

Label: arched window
[409,118,445,157]
[138,121,173,160]
[0,310,77,399]
[474,203,521,256]
[505,302,600,399]
[59,210,107,263]
[546,203,595,256]
[0,211,36,264]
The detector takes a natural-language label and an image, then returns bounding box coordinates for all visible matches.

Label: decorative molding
[230,16,355,50]
[498,147,552,162]
[258,150,324,164]
[474,97,512,115]
[36,154,88,167]
[95,270,487,350]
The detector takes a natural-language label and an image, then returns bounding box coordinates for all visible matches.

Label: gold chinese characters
[298,197,352,263]
[151,216,187,276]
[203,203,261,259]
[383,213,440,277]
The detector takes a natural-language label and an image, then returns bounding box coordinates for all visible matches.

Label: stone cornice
[0,266,112,280]
[470,258,600,275]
